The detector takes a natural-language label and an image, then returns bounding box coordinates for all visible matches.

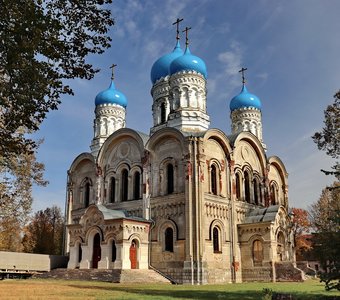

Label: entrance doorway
[129,240,138,269]
[92,233,101,268]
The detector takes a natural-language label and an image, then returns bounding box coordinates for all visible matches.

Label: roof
[244,204,280,223]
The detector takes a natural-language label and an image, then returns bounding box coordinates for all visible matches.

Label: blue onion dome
[170,46,207,78]
[95,81,127,108]
[230,84,262,111]
[150,41,183,83]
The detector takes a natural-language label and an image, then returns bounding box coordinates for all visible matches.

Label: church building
[64,22,302,284]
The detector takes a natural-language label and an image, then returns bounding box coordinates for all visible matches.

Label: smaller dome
[230,84,261,111]
[170,47,207,78]
[95,81,127,108]
[150,41,183,83]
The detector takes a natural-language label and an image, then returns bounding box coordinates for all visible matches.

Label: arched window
[253,240,263,266]
[253,178,259,205]
[167,164,174,194]
[164,227,174,252]
[161,103,166,123]
[84,181,90,207]
[271,184,276,205]
[236,173,241,200]
[133,172,140,200]
[244,171,251,203]
[213,227,220,253]
[211,164,217,195]
[112,240,116,262]
[121,169,129,201]
[110,177,115,203]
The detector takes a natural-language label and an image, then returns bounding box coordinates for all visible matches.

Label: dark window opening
[213,227,220,253]
[236,173,241,199]
[121,169,129,201]
[167,164,174,194]
[110,177,115,203]
[134,172,140,200]
[78,244,82,263]
[84,181,90,207]
[253,179,259,205]
[271,185,276,205]
[244,171,250,203]
[165,227,174,252]
[211,164,217,195]
[112,240,116,262]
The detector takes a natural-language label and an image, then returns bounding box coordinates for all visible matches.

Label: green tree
[22,206,64,255]
[0,1,114,231]
[0,0,114,159]
[309,183,340,291]
[312,91,340,179]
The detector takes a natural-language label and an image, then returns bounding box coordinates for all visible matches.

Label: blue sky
[32,0,340,212]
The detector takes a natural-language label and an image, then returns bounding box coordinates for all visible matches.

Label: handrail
[148,264,178,285]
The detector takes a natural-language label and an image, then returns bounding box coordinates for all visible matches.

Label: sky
[32,0,340,213]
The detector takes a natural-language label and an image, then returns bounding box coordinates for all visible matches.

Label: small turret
[90,65,127,157]
[230,68,266,150]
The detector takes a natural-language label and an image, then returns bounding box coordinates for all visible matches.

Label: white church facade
[64,25,302,284]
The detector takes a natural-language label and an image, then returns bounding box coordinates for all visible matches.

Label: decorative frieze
[151,201,185,219]
[205,202,229,219]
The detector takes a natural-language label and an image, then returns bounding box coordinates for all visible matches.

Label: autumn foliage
[291,208,312,261]
[22,206,64,255]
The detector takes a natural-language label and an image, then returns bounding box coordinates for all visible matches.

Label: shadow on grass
[67,284,340,300]
[68,285,259,299]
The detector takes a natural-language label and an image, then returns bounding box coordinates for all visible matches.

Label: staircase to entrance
[33,268,171,284]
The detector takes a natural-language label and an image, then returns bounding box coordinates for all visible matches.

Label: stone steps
[32,268,171,284]
[120,269,171,284]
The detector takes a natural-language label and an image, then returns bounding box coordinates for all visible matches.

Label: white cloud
[206,40,244,103]
[257,72,268,82]
[218,41,243,76]
[144,40,166,59]
[164,0,188,25]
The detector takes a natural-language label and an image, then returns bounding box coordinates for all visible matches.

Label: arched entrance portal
[92,233,101,268]
[129,240,138,269]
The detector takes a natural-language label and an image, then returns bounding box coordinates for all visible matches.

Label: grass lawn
[0,278,340,299]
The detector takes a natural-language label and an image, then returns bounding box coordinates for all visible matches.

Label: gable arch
[146,127,185,153]
[69,152,96,174]
[268,156,288,186]
[268,156,288,206]
[203,128,233,158]
[97,128,147,167]
[232,132,267,173]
